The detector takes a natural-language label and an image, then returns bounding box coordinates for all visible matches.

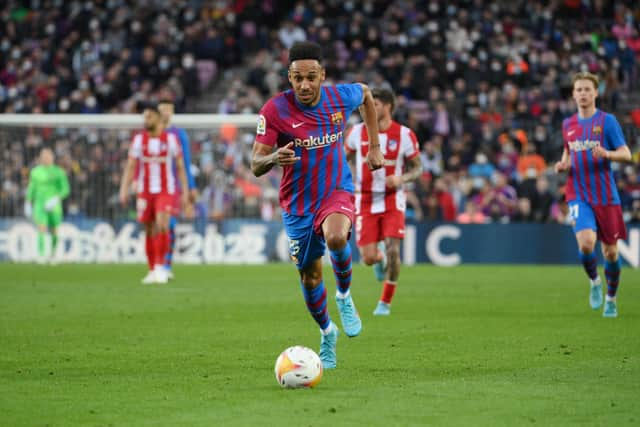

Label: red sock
[380,281,397,304]
[145,234,154,271]
[154,231,169,267]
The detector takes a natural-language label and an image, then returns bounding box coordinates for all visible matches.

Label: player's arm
[57,167,70,200]
[387,156,423,188]
[593,144,632,162]
[178,128,198,202]
[554,148,571,173]
[251,141,300,177]
[175,155,190,207]
[593,114,633,163]
[358,83,383,170]
[43,167,69,212]
[119,157,137,206]
[401,156,423,184]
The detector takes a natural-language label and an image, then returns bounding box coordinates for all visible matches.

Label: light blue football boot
[373,241,387,282]
[589,278,603,310]
[336,294,362,337]
[319,322,339,369]
[603,300,618,318]
[373,301,391,316]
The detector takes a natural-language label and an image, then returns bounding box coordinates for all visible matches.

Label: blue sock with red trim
[330,244,352,296]
[164,216,177,270]
[579,250,599,281]
[604,258,621,299]
[301,281,330,331]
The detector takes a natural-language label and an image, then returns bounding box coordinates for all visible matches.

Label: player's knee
[578,239,596,254]
[361,253,377,265]
[324,233,347,251]
[300,272,322,288]
[602,246,618,261]
[386,245,400,263]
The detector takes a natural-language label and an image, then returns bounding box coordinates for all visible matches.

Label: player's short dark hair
[157,98,175,106]
[288,41,323,65]
[136,100,160,114]
[372,88,396,113]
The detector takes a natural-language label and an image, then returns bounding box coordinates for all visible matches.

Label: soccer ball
[274,346,323,388]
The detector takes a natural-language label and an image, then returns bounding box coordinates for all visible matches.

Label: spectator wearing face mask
[517,143,547,181]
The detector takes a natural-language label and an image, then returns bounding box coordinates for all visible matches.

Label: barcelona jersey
[562,109,626,206]
[255,84,363,215]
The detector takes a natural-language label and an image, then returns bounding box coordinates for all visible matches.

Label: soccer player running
[25,147,70,263]
[119,103,189,284]
[555,71,632,318]
[345,88,422,316]
[251,41,384,369]
[158,99,197,280]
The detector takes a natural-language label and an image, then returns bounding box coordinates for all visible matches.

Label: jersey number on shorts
[569,203,579,221]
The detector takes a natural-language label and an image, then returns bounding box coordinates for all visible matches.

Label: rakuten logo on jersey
[291,131,343,150]
[568,139,601,151]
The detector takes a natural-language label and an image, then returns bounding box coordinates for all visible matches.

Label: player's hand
[44,196,60,212]
[183,203,195,219]
[189,189,198,204]
[592,145,609,160]
[119,190,128,207]
[181,193,190,212]
[385,175,402,188]
[366,146,384,170]
[273,142,300,167]
[554,160,570,173]
[24,202,32,219]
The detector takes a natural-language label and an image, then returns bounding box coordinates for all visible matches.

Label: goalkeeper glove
[44,196,61,212]
[24,201,32,218]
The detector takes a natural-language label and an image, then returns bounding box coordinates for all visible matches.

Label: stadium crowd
[1,0,640,224]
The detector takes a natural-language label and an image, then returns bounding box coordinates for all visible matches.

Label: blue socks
[604,258,621,298]
[330,244,353,295]
[301,281,330,330]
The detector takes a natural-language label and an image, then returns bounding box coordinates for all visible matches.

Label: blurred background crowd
[1,0,640,224]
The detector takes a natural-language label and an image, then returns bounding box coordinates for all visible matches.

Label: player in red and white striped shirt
[119,102,189,284]
[345,89,422,316]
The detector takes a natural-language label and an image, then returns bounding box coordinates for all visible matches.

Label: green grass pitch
[1,263,639,426]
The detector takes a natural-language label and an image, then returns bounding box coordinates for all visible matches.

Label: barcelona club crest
[331,111,344,125]
[592,125,602,135]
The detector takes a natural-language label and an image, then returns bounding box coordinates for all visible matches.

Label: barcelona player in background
[555,71,632,318]
[251,41,384,369]
[158,99,197,280]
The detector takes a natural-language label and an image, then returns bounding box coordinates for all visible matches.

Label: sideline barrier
[0,219,637,267]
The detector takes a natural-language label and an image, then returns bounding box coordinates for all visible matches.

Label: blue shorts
[283,212,326,270]
[568,200,597,233]
[283,190,355,269]
[568,200,627,244]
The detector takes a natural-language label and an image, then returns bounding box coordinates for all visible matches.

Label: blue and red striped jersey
[562,109,626,206]
[255,83,363,215]
[167,125,196,192]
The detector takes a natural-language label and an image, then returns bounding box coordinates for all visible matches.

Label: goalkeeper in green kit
[24,148,70,262]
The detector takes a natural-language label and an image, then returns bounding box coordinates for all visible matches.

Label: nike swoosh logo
[568,130,575,135]
[340,206,353,212]
[292,122,305,128]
